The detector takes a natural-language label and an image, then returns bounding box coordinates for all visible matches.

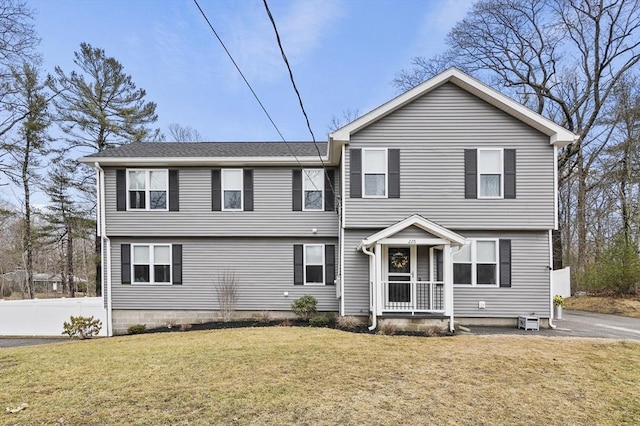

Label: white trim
[553,145,559,230]
[477,148,504,199]
[453,239,500,287]
[303,243,325,286]
[131,243,173,285]
[360,214,466,248]
[378,237,449,246]
[330,68,578,147]
[340,144,346,316]
[302,169,324,211]
[126,169,169,211]
[362,147,388,198]
[78,156,332,167]
[221,169,244,211]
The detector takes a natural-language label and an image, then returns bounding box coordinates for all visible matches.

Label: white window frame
[302,169,324,211]
[221,169,244,211]
[127,169,169,211]
[477,148,504,199]
[131,243,172,285]
[362,148,388,198]
[303,243,325,285]
[453,239,499,287]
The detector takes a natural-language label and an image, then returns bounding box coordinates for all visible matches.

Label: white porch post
[374,243,382,313]
[443,243,455,332]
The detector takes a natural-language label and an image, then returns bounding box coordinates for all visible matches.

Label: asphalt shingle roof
[84,141,327,158]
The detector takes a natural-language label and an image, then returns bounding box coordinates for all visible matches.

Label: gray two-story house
[80,69,576,336]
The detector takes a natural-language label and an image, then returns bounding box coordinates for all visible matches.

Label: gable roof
[359,214,466,249]
[78,141,332,167]
[330,68,578,147]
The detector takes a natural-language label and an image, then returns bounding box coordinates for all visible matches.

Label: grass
[565,295,640,318]
[1,328,639,425]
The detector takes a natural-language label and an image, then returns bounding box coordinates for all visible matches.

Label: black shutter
[292,169,302,211]
[388,149,400,198]
[116,169,126,211]
[504,149,516,199]
[294,245,303,285]
[436,249,443,282]
[211,169,221,211]
[324,169,335,211]
[499,239,512,288]
[243,169,253,211]
[325,244,335,285]
[169,169,179,211]
[172,244,182,285]
[350,148,362,198]
[121,244,131,284]
[464,149,477,199]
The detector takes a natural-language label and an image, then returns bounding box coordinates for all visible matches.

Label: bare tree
[166,123,203,142]
[394,0,640,273]
[328,109,360,132]
[213,269,238,322]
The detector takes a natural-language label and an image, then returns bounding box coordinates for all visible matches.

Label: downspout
[95,162,113,336]
[361,245,377,331]
[548,229,556,329]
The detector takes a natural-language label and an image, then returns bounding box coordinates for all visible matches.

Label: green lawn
[1,328,639,425]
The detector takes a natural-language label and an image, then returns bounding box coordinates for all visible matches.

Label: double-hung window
[304,244,324,285]
[128,170,168,210]
[303,169,323,210]
[363,148,387,197]
[222,169,243,210]
[132,244,171,284]
[478,149,503,198]
[453,239,498,286]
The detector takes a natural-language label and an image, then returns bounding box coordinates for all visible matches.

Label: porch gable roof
[358,214,466,249]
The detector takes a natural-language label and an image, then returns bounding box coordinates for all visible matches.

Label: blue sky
[31,0,473,142]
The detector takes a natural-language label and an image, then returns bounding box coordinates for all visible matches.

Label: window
[132,244,171,284]
[453,239,498,286]
[303,169,323,210]
[128,170,168,210]
[304,244,324,285]
[478,149,503,198]
[222,169,243,210]
[363,148,387,197]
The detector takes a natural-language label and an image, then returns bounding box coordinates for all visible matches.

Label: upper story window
[453,239,498,286]
[478,149,503,198]
[222,169,243,211]
[363,148,387,197]
[303,169,323,210]
[128,169,168,210]
[132,244,171,284]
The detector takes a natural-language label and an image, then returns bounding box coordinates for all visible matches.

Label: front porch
[357,215,466,331]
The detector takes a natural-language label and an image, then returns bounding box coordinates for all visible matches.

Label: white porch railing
[381,281,445,313]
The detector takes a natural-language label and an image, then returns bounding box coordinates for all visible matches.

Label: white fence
[552,267,571,298]
[0,297,107,336]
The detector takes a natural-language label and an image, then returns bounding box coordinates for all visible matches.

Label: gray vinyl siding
[454,230,550,317]
[104,167,340,237]
[110,237,339,312]
[344,83,555,230]
[343,230,375,315]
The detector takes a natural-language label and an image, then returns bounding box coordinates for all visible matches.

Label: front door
[386,246,414,308]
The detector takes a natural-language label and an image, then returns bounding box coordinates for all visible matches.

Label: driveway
[0,338,66,348]
[466,310,640,341]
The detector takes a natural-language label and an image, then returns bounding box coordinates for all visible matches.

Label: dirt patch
[565,295,640,318]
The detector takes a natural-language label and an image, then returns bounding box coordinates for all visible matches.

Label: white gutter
[340,144,346,317]
[548,230,556,329]
[361,244,377,331]
[95,162,113,336]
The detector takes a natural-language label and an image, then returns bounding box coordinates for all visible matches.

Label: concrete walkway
[466,310,640,341]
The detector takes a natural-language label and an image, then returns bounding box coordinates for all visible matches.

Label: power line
[261,0,337,200]
[192,0,302,165]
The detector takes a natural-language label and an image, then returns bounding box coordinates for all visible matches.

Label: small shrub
[165,319,178,329]
[256,311,272,323]
[279,318,292,327]
[291,295,317,320]
[127,324,146,335]
[424,325,447,337]
[309,315,330,327]
[553,295,565,307]
[180,323,192,331]
[1,284,12,298]
[214,269,239,322]
[62,316,102,339]
[336,316,363,330]
[378,322,397,336]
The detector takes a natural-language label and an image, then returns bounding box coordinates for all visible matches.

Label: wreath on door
[391,251,408,269]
